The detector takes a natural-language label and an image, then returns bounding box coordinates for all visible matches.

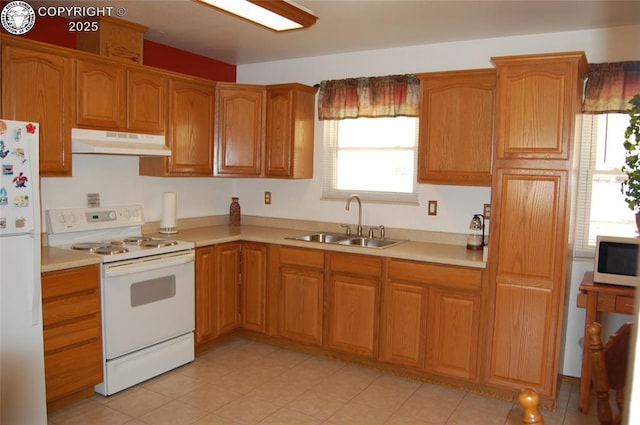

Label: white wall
[41,24,640,377]
[41,155,233,225]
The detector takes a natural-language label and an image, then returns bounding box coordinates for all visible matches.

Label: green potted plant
[621,93,640,230]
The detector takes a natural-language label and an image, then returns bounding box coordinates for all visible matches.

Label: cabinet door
[265,84,315,178]
[427,288,480,381]
[2,44,74,176]
[327,273,380,358]
[216,243,240,335]
[241,242,268,333]
[380,281,428,368]
[76,59,125,129]
[195,246,216,348]
[492,53,586,160]
[417,69,495,186]
[166,79,215,176]
[279,266,324,345]
[215,84,265,176]
[487,168,568,394]
[127,69,166,133]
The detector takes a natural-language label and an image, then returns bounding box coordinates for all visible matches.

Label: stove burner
[71,242,112,252]
[94,246,130,255]
[141,239,178,248]
[124,236,152,245]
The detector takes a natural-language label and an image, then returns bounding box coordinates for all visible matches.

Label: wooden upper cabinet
[76,58,126,129]
[265,84,316,178]
[214,83,266,176]
[2,41,74,176]
[491,52,587,160]
[417,69,495,186]
[126,69,166,133]
[140,78,215,176]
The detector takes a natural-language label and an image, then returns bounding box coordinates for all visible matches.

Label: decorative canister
[229,197,241,225]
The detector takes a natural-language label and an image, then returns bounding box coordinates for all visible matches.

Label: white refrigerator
[0,119,47,424]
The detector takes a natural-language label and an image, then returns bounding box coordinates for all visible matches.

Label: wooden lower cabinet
[194,243,240,349]
[427,288,481,380]
[42,265,102,412]
[196,242,268,349]
[277,246,325,345]
[241,242,268,333]
[195,241,490,390]
[326,253,382,358]
[216,243,241,336]
[380,281,428,368]
[195,246,217,347]
[382,259,483,381]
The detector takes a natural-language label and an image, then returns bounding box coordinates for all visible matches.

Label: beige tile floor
[48,338,601,425]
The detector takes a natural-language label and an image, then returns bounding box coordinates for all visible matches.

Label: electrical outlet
[264,191,271,205]
[483,203,491,219]
[428,200,438,216]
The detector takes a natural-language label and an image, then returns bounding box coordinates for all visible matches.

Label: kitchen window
[322,116,419,203]
[574,113,634,257]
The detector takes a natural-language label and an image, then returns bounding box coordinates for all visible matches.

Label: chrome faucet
[345,194,363,236]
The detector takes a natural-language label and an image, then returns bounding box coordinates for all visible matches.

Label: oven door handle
[103,251,195,277]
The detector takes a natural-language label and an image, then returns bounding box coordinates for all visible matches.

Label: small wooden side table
[576,272,636,413]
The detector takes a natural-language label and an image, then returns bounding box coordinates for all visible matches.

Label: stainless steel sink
[337,237,402,249]
[289,232,350,243]
[287,232,404,249]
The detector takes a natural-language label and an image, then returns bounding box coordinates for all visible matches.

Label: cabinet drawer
[615,296,636,314]
[330,252,383,277]
[280,246,324,268]
[44,340,103,401]
[42,265,100,299]
[43,291,100,326]
[388,259,482,291]
[44,315,101,353]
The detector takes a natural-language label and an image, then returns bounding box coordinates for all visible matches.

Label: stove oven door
[102,250,195,360]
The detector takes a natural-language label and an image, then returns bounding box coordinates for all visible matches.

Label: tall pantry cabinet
[485,52,587,400]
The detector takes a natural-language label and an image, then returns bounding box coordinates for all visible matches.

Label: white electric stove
[46,205,195,396]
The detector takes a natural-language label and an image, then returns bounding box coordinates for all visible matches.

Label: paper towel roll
[159,192,177,233]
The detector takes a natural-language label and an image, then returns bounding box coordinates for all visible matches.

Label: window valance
[318,74,420,120]
[583,61,640,113]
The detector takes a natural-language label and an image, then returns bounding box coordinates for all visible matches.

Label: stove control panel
[47,205,144,234]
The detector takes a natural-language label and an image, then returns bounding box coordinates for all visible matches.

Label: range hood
[71,128,171,156]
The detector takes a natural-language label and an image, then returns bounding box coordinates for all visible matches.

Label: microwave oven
[594,235,640,287]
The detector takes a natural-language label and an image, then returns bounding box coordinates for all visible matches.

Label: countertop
[41,246,103,273]
[42,224,487,272]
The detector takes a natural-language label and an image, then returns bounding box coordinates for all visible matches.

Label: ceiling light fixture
[196,0,318,32]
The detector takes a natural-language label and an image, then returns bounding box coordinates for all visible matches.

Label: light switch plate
[428,200,438,216]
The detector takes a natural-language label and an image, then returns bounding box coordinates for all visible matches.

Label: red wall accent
[144,40,235,82]
[3,14,77,48]
[0,2,235,82]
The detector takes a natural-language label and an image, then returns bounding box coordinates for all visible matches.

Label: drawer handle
[625,303,636,309]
